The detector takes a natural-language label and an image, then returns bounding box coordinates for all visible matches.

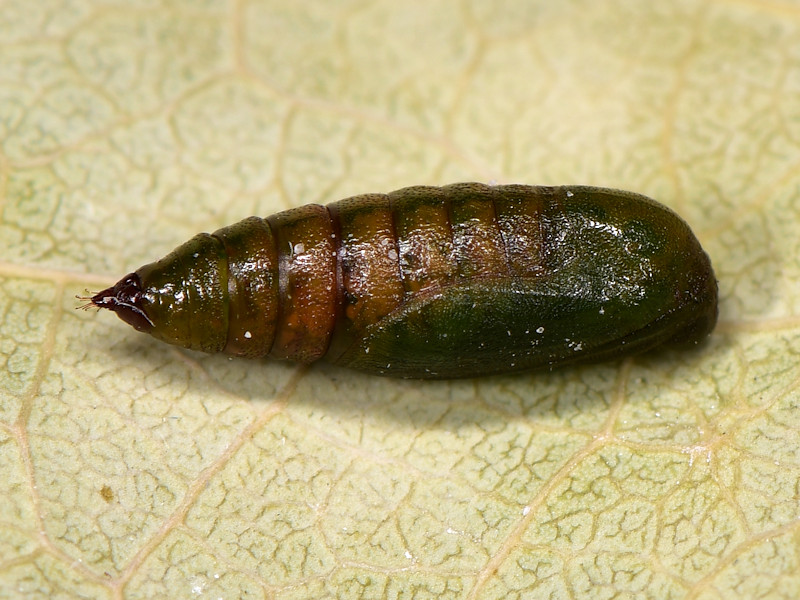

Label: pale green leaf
[1,1,799,599]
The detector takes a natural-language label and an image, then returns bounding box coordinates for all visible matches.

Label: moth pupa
[86,183,718,379]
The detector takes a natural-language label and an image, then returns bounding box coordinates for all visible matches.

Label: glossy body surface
[90,183,718,379]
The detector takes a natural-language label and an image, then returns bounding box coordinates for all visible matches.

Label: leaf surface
[1,1,799,598]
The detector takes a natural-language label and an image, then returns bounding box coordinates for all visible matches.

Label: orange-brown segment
[329,194,405,331]
[389,186,456,294]
[267,205,336,363]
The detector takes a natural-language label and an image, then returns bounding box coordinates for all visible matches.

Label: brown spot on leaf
[100,484,114,503]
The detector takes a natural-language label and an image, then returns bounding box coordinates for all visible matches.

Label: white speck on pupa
[536,326,545,334]
[244,331,252,339]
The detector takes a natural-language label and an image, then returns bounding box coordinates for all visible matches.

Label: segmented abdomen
[219,183,551,363]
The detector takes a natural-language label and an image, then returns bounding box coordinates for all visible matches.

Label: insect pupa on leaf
[83,183,718,379]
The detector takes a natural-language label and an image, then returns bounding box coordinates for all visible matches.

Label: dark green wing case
[90,184,717,379]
